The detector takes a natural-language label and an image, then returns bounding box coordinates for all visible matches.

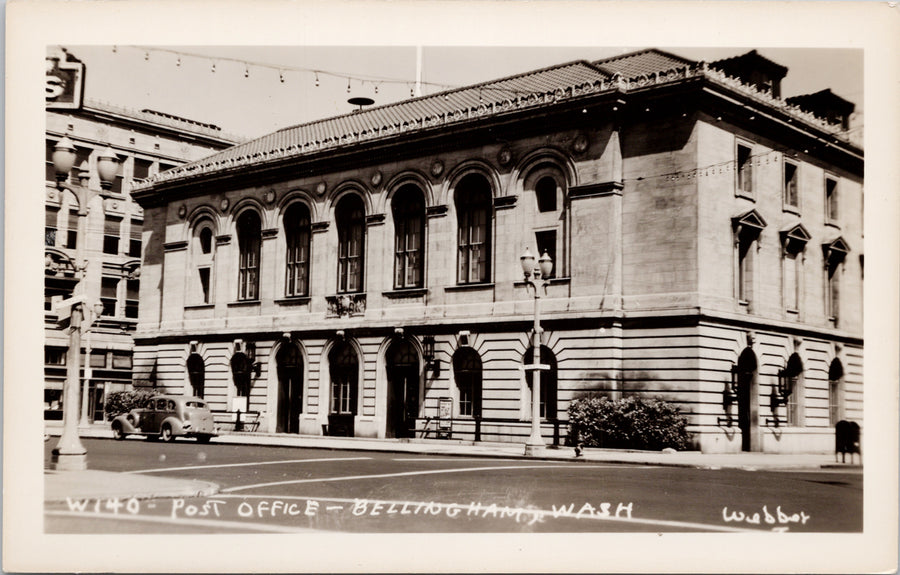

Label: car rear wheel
[160,424,174,442]
[112,423,125,441]
[196,434,212,444]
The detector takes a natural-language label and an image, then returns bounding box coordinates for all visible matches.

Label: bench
[212,410,261,433]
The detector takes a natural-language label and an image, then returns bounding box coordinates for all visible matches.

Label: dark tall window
[453,348,483,418]
[738,229,757,303]
[827,259,841,323]
[826,177,839,222]
[101,277,118,316]
[535,230,557,279]
[192,222,215,305]
[392,186,425,289]
[46,208,58,247]
[535,176,557,212]
[336,195,365,293]
[284,203,311,297]
[524,345,558,419]
[128,219,143,258]
[237,210,261,301]
[66,210,79,249]
[456,174,492,284]
[783,354,804,426]
[132,158,152,182]
[103,217,121,255]
[828,359,844,426]
[737,143,753,196]
[784,161,799,208]
[125,279,140,319]
[187,353,205,398]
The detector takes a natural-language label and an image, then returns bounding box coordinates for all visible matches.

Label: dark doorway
[386,340,420,438]
[736,347,758,452]
[276,343,303,434]
[328,342,359,437]
[187,353,205,398]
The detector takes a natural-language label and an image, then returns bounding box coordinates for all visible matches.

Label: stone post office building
[132,49,863,453]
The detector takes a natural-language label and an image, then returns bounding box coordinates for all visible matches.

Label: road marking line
[44,510,316,533]
[222,464,648,493]
[390,457,556,462]
[128,456,371,474]
[211,493,758,533]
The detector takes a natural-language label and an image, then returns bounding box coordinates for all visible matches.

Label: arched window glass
[392,186,425,289]
[527,169,567,279]
[336,195,365,293]
[191,219,216,305]
[783,353,804,426]
[284,203,311,297]
[455,174,492,284]
[186,353,205,398]
[453,348,483,418]
[523,345,558,419]
[236,210,261,301]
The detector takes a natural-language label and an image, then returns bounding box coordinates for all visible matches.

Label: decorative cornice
[366,213,386,226]
[216,234,232,246]
[261,228,279,239]
[569,181,624,199]
[311,221,330,233]
[163,240,188,252]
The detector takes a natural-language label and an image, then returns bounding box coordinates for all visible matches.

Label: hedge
[568,395,692,451]
[104,389,156,420]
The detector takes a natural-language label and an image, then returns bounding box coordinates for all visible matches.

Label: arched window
[191,219,215,304]
[336,195,365,293]
[392,185,425,289]
[236,210,261,301]
[523,345,558,419]
[230,352,253,397]
[186,353,205,398]
[284,203,311,297]
[329,342,359,415]
[455,174,492,284]
[828,358,844,425]
[453,348,482,418]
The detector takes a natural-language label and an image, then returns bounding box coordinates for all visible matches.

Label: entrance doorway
[736,347,758,452]
[276,343,303,434]
[386,340,420,438]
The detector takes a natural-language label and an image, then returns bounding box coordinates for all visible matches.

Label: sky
[60,45,864,142]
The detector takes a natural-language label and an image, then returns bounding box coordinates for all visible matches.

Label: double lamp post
[519,246,553,456]
[49,136,119,471]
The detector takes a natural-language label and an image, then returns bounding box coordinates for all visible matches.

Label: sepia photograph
[6,1,899,573]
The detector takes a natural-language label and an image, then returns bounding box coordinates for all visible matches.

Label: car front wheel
[112,423,125,441]
[160,424,174,442]
[196,434,212,444]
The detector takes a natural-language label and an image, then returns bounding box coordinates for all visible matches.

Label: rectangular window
[459,383,473,417]
[66,210,79,249]
[394,212,423,289]
[737,143,753,196]
[826,177,839,222]
[784,251,799,311]
[783,161,799,208]
[103,217,121,255]
[132,158,152,181]
[535,230,557,279]
[827,262,840,322]
[128,219,142,258]
[458,205,489,284]
[90,351,107,368]
[198,268,211,304]
[785,376,800,426]
[101,277,118,316]
[46,142,57,182]
[738,236,755,303]
[46,208,59,247]
[332,379,352,414]
[112,352,133,370]
[44,348,67,366]
[125,279,139,319]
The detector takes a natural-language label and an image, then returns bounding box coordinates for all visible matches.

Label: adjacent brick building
[131,49,863,453]
[44,47,240,422]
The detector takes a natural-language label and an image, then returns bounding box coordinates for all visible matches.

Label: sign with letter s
[46,55,84,110]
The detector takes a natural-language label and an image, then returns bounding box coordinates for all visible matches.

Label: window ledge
[782,204,801,216]
[383,288,428,298]
[825,220,841,230]
[785,308,799,316]
[227,300,261,308]
[444,282,495,293]
[735,191,756,202]
[184,303,215,310]
[275,296,311,306]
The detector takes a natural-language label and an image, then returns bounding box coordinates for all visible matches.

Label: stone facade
[132,50,862,452]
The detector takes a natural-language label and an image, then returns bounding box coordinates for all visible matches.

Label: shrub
[104,389,156,420]
[568,395,692,451]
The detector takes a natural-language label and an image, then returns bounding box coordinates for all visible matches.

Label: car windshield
[185,401,207,409]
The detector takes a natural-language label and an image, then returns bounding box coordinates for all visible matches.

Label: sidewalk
[45,423,862,504]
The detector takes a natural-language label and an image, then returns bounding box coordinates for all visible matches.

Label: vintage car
[111,395,218,443]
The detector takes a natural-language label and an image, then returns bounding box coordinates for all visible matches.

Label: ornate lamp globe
[520,246,536,277]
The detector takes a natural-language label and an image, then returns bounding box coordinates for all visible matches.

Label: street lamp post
[49,136,119,471]
[520,246,553,456]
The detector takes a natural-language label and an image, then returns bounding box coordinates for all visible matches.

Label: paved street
[44,438,862,534]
